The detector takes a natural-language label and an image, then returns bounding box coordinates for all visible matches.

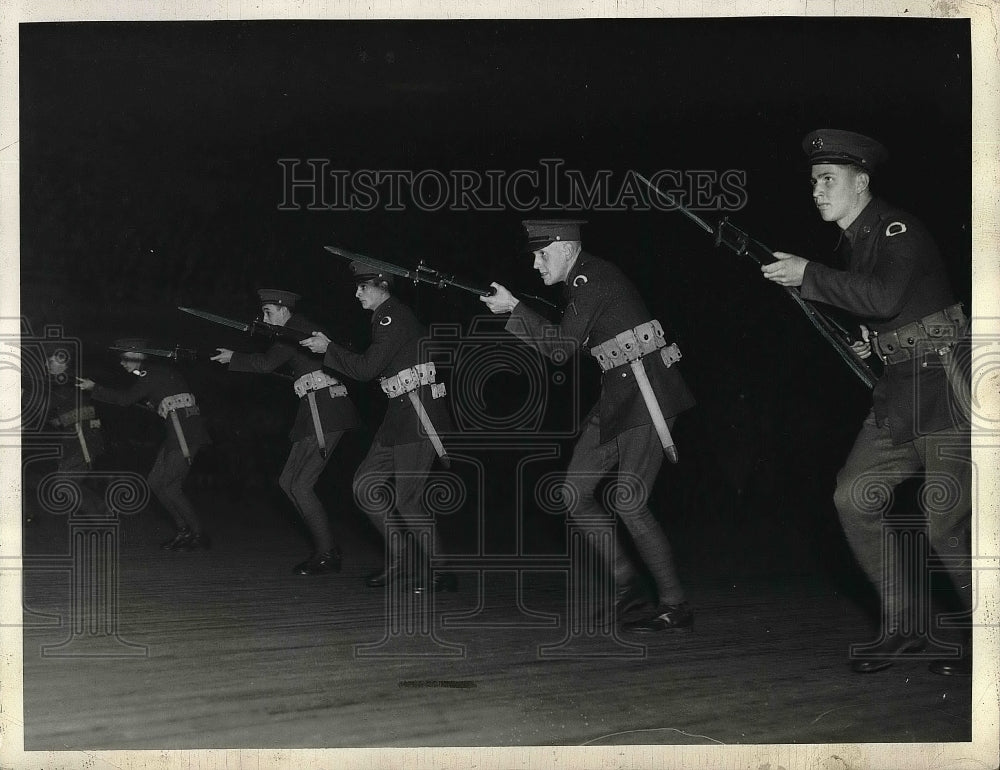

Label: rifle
[636,173,878,390]
[109,344,201,362]
[324,245,558,311]
[178,307,315,344]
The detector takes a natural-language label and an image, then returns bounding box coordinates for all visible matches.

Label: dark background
[20,19,971,597]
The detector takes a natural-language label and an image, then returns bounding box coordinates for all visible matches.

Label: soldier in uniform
[481,220,697,632]
[762,129,971,675]
[301,262,455,593]
[39,345,106,518]
[77,338,212,550]
[211,289,361,575]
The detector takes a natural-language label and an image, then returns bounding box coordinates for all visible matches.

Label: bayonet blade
[636,172,716,236]
[179,306,252,333]
[109,346,187,360]
[324,245,417,281]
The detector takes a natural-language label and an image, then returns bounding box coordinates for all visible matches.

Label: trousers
[833,408,972,625]
[564,411,685,605]
[148,444,202,533]
[278,431,343,553]
[352,438,443,561]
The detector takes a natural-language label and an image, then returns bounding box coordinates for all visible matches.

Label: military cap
[522,219,587,251]
[349,260,394,287]
[257,288,300,308]
[110,337,150,359]
[802,129,888,170]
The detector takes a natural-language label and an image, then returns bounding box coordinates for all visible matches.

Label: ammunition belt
[590,319,682,373]
[873,303,967,365]
[380,362,447,400]
[52,405,97,427]
[293,370,348,399]
[157,392,198,419]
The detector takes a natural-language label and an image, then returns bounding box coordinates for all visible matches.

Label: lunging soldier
[301,262,455,593]
[481,220,697,632]
[211,289,361,575]
[78,339,211,550]
[762,129,971,675]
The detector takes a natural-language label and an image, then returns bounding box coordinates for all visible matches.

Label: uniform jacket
[322,295,452,447]
[227,312,361,442]
[508,250,696,444]
[91,362,210,453]
[47,374,105,469]
[801,197,961,443]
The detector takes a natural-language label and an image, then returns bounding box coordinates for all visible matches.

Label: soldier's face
[810,164,868,227]
[119,356,143,373]
[532,243,575,285]
[261,304,291,326]
[355,280,390,311]
[46,354,67,376]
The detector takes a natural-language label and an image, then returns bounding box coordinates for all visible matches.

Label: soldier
[300,262,455,594]
[77,338,211,550]
[762,129,971,676]
[211,289,361,575]
[481,220,697,632]
[37,344,106,519]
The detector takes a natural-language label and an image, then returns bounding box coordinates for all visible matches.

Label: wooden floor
[18,488,973,751]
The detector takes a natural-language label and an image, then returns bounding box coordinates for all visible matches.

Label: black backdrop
[20,18,972,588]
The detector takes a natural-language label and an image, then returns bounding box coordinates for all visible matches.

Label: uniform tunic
[507,250,695,443]
[801,197,960,444]
[321,295,452,446]
[227,312,360,441]
[91,363,210,452]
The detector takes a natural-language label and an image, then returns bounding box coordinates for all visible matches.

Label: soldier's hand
[480,283,520,314]
[75,377,95,391]
[762,252,808,287]
[300,332,330,354]
[851,324,873,359]
[210,348,233,364]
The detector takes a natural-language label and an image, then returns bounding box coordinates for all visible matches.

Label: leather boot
[622,602,694,633]
[850,633,927,673]
[179,532,211,551]
[294,547,342,575]
[160,529,192,551]
[366,561,408,588]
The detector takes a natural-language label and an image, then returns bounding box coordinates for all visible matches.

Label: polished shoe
[615,578,657,619]
[849,634,927,673]
[589,578,656,629]
[293,548,342,575]
[160,529,192,551]
[366,563,408,588]
[413,572,458,595]
[622,602,694,633]
[929,656,971,677]
[180,532,211,551]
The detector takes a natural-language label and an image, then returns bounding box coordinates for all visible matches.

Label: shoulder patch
[379,316,392,326]
[885,222,907,237]
[572,274,588,287]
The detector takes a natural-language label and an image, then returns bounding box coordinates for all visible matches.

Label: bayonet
[178,306,312,344]
[325,245,559,311]
[638,172,877,390]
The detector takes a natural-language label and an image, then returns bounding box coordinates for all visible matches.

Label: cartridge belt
[590,319,682,372]
[157,392,198,419]
[872,303,966,365]
[380,362,447,400]
[293,370,348,399]
[52,405,97,427]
